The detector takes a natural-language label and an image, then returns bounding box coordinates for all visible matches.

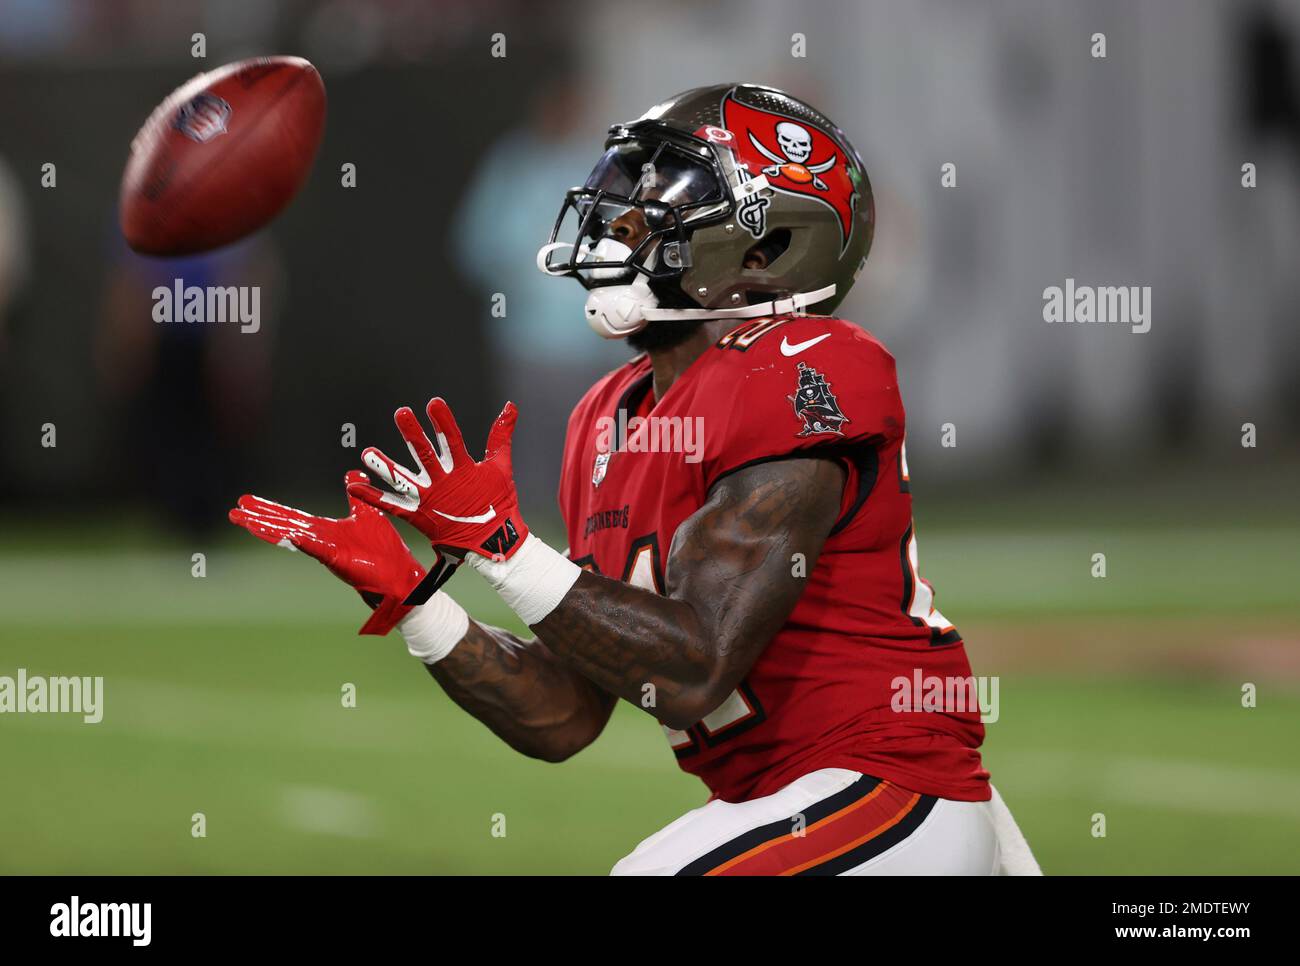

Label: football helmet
[538,83,874,338]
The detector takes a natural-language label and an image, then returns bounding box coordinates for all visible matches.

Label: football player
[231,84,1038,875]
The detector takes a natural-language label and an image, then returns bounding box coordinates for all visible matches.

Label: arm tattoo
[532,457,845,730]
[427,620,616,762]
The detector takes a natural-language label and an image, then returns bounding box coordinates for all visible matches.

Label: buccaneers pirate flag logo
[719,93,863,252]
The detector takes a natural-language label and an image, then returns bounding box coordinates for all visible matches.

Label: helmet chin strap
[584,280,839,339]
[583,275,658,339]
[536,240,838,339]
[537,239,659,339]
[581,239,663,339]
[642,283,837,322]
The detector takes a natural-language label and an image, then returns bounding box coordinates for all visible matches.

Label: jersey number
[580,533,768,757]
[898,442,960,645]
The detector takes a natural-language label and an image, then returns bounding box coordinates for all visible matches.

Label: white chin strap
[584,275,658,338]
[536,239,837,340]
[578,239,661,339]
[538,239,659,339]
[583,280,839,340]
[642,283,837,322]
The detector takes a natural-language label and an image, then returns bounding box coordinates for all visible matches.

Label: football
[119,55,326,256]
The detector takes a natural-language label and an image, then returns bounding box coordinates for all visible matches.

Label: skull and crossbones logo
[749,121,836,191]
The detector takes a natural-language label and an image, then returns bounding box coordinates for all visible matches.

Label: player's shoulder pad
[698,316,905,487]
[712,315,896,377]
[705,315,902,429]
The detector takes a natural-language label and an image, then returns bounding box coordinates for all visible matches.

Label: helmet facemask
[538,133,730,337]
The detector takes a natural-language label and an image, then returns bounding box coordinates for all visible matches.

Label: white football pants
[611,768,1040,876]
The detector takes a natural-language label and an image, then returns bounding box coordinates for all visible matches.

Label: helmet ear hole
[743,229,791,271]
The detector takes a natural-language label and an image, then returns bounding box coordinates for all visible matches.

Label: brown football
[119,56,326,256]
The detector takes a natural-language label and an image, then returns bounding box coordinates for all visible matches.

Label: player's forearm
[471,460,845,731]
[532,572,724,731]
[468,539,728,730]
[418,616,614,762]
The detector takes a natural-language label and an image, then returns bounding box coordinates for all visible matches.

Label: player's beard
[626,318,708,352]
[622,275,710,352]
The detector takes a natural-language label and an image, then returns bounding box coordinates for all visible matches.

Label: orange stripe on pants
[705,781,919,876]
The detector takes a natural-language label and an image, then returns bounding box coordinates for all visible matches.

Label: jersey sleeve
[700,317,905,490]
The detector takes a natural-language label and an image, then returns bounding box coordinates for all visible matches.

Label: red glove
[347,397,528,563]
[229,469,440,635]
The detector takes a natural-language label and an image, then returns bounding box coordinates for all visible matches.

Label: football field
[2,482,1297,875]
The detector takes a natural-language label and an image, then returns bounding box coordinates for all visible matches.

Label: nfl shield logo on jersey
[592,451,610,487]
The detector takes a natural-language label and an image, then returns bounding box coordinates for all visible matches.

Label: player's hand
[347,397,528,563]
[229,469,431,635]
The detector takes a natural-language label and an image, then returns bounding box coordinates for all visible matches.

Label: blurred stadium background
[1,0,1297,874]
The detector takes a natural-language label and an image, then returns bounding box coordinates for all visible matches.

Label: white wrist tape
[466,533,581,626]
[398,591,469,665]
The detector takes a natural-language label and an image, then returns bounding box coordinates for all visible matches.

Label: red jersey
[558,315,990,803]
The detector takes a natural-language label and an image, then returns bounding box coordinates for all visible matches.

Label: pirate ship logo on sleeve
[788,361,849,436]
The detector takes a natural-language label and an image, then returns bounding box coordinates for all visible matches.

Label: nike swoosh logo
[431,505,496,525]
[780,333,831,356]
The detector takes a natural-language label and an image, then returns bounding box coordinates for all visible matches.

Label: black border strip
[795,792,937,876]
[675,774,883,875]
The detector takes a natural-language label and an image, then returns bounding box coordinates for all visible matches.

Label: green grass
[0,634,702,874]
[982,677,1300,874]
[1,519,1298,874]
